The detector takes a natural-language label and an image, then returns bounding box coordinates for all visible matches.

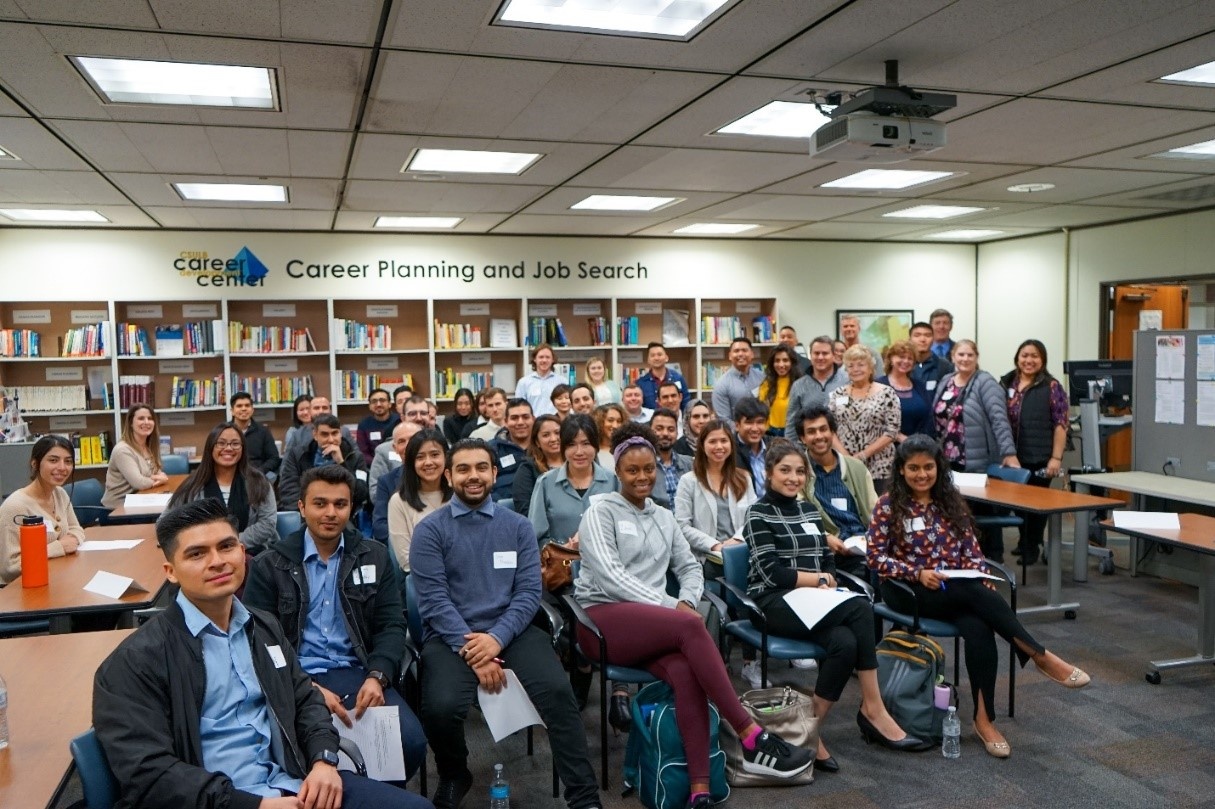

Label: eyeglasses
[370,397,390,404]
[215,440,243,450]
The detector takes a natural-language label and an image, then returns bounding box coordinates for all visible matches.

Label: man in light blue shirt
[711,337,764,426]
[733,397,770,497]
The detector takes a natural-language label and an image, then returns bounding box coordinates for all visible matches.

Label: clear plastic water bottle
[489,762,509,808]
[0,672,9,750]
[941,706,960,759]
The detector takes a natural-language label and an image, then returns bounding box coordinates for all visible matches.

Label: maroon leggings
[580,602,752,784]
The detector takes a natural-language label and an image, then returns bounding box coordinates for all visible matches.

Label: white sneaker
[740,660,769,689]
[790,658,818,670]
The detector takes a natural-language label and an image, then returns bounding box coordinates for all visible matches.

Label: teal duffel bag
[623,681,730,809]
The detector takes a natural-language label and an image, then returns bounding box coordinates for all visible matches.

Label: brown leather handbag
[540,542,581,592]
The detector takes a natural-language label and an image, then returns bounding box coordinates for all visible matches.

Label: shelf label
[49,415,88,430]
[529,304,559,317]
[634,302,661,315]
[618,351,643,364]
[265,359,298,372]
[572,303,602,316]
[367,356,400,370]
[46,366,84,381]
[253,408,277,420]
[736,301,761,314]
[160,412,196,427]
[702,348,725,360]
[159,360,195,374]
[701,301,721,314]
[366,304,398,318]
[127,304,163,319]
[263,303,296,318]
[459,303,491,317]
[183,304,219,318]
[71,309,109,324]
[11,309,51,324]
[462,353,491,365]
[557,350,597,362]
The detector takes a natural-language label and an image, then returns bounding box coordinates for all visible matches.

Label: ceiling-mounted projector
[809,61,955,163]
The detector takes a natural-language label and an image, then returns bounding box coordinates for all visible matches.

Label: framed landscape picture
[835,309,913,356]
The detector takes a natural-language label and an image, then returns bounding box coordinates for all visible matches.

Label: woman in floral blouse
[828,345,901,493]
[867,435,1090,759]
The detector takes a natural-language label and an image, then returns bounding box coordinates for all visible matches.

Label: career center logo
[174,246,270,287]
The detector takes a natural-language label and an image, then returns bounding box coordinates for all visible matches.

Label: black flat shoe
[608,691,632,732]
[812,755,839,773]
[857,711,931,752]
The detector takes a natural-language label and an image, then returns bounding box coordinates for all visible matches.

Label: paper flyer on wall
[1155,379,1185,425]
[1197,334,1215,382]
[1154,335,1186,380]
[1197,382,1215,427]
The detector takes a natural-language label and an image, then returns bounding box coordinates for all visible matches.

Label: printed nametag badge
[357,564,376,585]
[830,497,849,511]
[500,454,516,468]
[389,451,402,462]
[355,470,368,481]
[370,431,382,441]
[493,551,518,569]
[903,517,927,532]
[1007,388,1016,399]
[926,380,937,391]
[941,391,954,401]
[266,645,288,669]
[618,522,639,537]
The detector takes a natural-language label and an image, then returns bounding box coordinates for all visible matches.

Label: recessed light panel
[0,209,109,222]
[1158,60,1215,86]
[495,0,736,40]
[673,223,758,235]
[72,56,276,108]
[0,145,17,160]
[173,183,288,202]
[883,205,986,220]
[715,101,832,139]
[820,169,957,190]
[571,195,682,212]
[1149,139,1215,160]
[925,229,1004,240]
[374,216,462,229]
[404,149,542,175]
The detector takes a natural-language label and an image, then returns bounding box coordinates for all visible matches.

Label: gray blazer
[933,370,1016,471]
[673,472,758,557]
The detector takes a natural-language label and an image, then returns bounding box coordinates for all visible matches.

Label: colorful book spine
[434,368,493,398]
[433,321,483,349]
[0,328,40,357]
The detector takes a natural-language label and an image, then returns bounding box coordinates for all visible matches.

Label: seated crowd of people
[0,307,1088,809]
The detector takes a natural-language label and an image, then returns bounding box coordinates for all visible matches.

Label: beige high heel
[974,729,1011,759]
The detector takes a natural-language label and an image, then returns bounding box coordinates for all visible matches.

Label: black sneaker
[433,772,474,808]
[741,731,813,778]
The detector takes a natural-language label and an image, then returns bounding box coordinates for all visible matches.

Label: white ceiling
[0,0,1214,242]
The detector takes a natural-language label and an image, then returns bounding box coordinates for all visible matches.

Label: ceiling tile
[0,168,127,204]
[0,203,158,227]
[683,193,896,222]
[490,214,665,236]
[107,172,340,207]
[340,179,545,213]
[760,159,1033,196]
[517,186,736,217]
[333,211,509,232]
[966,204,1172,228]
[833,197,1045,223]
[566,146,817,193]
[142,206,335,229]
[0,116,93,169]
[764,221,929,240]
[11,0,158,27]
[925,166,1207,203]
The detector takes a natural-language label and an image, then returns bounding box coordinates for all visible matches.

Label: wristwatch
[818,576,829,587]
[367,670,390,689]
[311,749,340,768]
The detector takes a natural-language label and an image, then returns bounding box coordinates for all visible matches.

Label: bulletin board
[1132,329,1215,484]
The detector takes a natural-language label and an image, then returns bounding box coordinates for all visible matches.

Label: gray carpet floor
[57,526,1215,808]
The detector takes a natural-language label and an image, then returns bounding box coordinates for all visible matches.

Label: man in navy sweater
[410,439,601,809]
[356,387,400,465]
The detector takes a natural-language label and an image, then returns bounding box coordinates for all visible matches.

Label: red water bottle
[18,514,49,588]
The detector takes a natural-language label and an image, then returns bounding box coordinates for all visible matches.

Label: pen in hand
[936,563,947,592]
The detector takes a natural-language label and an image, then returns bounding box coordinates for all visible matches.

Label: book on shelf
[750,315,775,343]
[169,375,225,408]
[339,371,414,401]
[154,325,185,357]
[59,322,108,357]
[71,432,112,465]
[334,319,392,351]
[182,320,225,354]
[118,375,155,408]
[117,324,153,356]
[527,317,570,347]
[586,317,609,346]
[228,321,316,353]
[13,384,89,411]
[616,316,640,345]
[434,368,494,398]
[228,373,314,404]
[0,328,40,357]
[434,320,483,350]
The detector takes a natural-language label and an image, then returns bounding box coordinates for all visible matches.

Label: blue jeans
[312,666,428,783]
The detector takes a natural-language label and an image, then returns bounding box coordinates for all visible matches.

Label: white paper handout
[951,472,989,488]
[77,539,144,552]
[332,705,406,781]
[83,570,149,599]
[123,493,172,509]
[842,536,867,557]
[936,568,1002,581]
[1112,511,1181,531]
[477,668,546,742]
[782,587,863,632]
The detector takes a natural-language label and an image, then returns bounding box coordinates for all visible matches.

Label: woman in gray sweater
[931,340,1018,473]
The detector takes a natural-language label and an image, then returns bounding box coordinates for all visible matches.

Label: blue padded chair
[160,454,189,475]
[871,558,1019,718]
[977,465,1033,582]
[67,477,110,527]
[717,543,828,692]
[275,510,301,541]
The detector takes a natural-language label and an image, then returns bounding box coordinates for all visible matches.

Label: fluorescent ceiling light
[495,0,735,39]
[571,194,682,212]
[72,56,276,108]
[0,209,109,222]
[0,145,17,160]
[673,223,758,235]
[1150,138,1215,160]
[173,183,288,202]
[404,149,541,175]
[925,229,1005,240]
[883,205,987,220]
[1158,60,1215,86]
[374,216,462,229]
[715,101,832,139]
[820,169,957,190]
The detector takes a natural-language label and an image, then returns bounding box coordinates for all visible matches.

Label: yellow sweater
[758,376,791,431]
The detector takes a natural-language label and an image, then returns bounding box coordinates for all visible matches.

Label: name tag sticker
[355,470,368,481]
[618,521,639,537]
[1008,388,1016,399]
[493,551,517,569]
[266,645,287,669]
[926,380,937,391]
[370,431,382,441]
[830,497,849,511]
[941,391,954,401]
[903,517,927,532]
[359,564,376,585]
[801,522,820,535]
[500,454,516,468]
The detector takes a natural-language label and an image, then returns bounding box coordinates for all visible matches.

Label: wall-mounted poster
[835,310,913,356]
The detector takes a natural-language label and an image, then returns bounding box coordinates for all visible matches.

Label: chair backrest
[275,510,301,541]
[404,571,423,646]
[68,478,105,508]
[986,464,1032,485]
[160,454,189,475]
[70,728,119,809]
[721,543,749,592]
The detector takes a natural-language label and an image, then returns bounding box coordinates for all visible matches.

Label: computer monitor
[1063,359,1133,409]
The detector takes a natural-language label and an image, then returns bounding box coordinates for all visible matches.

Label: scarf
[204,473,250,532]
